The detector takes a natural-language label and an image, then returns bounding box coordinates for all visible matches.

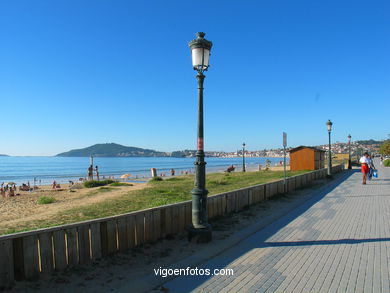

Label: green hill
[55,143,168,157]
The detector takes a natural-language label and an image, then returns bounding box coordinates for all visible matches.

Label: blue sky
[0,0,389,156]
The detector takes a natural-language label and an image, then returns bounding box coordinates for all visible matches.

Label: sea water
[0,156,288,185]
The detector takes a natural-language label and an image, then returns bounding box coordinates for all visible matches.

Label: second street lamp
[326,119,333,177]
[348,134,352,169]
[242,143,246,172]
[187,32,212,243]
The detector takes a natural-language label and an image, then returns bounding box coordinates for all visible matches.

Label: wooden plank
[106,220,117,255]
[301,174,307,187]
[237,191,243,210]
[178,204,185,232]
[244,189,250,208]
[225,192,232,213]
[269,182,278,197]
[77,225,90,264]
[217,196,223,217]
[171,206,179,233]
[248,189,253,206]
[135,213,145,246]
[117,218,128,253]
[144,211,154,243]
[13,238,24,281]
[53,230,67,270]
[251,187,259,203]
[0,239,14,289]
[90,223,102,260]
[126,215,136,249]
[221,195,227,215]
[164,207,172,237]
[184,202,192,226]
[213,196,218,217]
[65,228,78,266]
[260,185,266,201]
[153,210,161,241]
[234,191,239,212]
[207,197,213,219]
[277,181,284,194]
[265,184,271,199]
[38,232,54,274]
[295,176,301,189]
[22,235,39,279]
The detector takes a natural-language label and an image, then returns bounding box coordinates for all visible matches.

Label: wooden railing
[0,165,344,288]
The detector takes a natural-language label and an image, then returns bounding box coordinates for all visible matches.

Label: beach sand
[0,182,147,234]
[0,166,289,234]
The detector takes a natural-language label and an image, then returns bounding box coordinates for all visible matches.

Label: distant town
[196,139,384,158]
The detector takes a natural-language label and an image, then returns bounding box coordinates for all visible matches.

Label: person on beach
[359,152,370,185]
[95,166,100,181]
[52,180,57,189]
[88,165,93,180]
[170,169,175,176]
[7,188,15,197]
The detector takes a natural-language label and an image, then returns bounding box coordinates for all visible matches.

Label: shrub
[165,177,183,182]
[37,196,56,204]
[109,182,133,186]
[83,180,114,188]
[150,177,163,182]
[380,140,390,156]
[384,159,390,167]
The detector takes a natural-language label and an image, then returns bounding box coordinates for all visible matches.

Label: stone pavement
[162,160,390,293]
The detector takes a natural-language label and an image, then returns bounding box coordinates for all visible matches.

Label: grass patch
[83,180,115,188]
[150,176,163,182]
[57,170,307,222]
[85,186,117,197]
[164,177,184,182]
[384,159,390,167]
[37,196,56,205]
[110,182,134,186]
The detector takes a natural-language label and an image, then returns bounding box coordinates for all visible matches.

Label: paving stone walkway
[163,159,390,293]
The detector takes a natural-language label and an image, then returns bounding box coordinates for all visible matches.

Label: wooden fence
[0,165,344,288]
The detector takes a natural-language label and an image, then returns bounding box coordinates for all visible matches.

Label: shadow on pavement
[163,170,359,292]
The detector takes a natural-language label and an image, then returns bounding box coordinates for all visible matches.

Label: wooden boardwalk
[163,159,390,292]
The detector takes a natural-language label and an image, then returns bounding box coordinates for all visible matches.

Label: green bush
[83,180,114,188]
[384,159,390,167]
[109,182,133,186]
[37,196,56,204]
[150,177,163,182]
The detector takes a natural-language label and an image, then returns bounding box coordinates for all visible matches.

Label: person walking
[359,152,370,185]
[367,155,376,180]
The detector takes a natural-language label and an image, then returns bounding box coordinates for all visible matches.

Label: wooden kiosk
[289,146,325,171]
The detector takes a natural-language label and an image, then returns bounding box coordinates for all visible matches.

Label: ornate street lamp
[242,143,246,172]
[347,134,352,169]
[326,120,333,177]
[187,32,212,243]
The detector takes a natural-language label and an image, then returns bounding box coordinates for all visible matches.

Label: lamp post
[326,120,333,177]
[242,143,246,172]
[187,32,212,243]
[347,134,352,169]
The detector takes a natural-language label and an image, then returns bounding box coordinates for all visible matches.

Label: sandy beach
[0,166,289,235]
[0,182,147,234]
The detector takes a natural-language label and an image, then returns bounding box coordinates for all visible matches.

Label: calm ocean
[0,156,288,185]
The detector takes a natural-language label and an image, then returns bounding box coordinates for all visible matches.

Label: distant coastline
[0,154,9,157]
